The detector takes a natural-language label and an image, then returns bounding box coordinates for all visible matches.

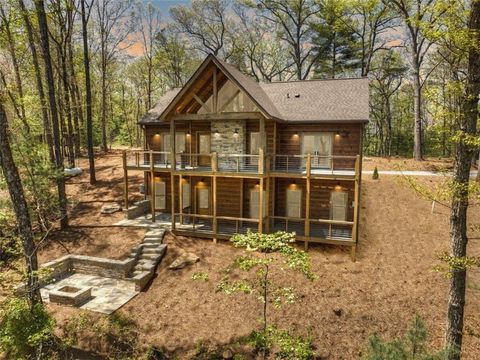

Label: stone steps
[128,233,167,282]
[142,247,164,254]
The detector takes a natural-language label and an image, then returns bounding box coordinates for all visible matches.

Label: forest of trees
[0,0,476,165]
[0,0,479,359]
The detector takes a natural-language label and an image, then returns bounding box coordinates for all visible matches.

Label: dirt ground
[362,156,455,172]
[37,152,146,263]
[8,153,480,358]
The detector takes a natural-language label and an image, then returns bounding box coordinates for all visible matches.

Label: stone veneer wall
[210,120,246,169]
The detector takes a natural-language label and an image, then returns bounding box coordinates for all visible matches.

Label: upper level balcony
[124,149,359,179]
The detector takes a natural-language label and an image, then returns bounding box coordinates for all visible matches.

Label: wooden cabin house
[123,54,369,259]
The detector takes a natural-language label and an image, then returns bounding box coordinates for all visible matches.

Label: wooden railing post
[258,177,264,233]
[150,150,155,222]
[212,152,218,172]
[123,150,129,210]
[304,153,311,249]
[259,148,264,175]
[213,174,217,243]
[351,154,361,261]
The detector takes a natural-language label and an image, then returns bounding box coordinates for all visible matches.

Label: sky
[147,0,191,15]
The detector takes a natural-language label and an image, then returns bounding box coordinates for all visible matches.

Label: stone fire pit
[49,285,92,306]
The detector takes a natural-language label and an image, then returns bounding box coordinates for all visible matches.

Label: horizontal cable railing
[309,219,354,240]
[269,154,357,174]
[217,154,260,173]
[125,150,171,168]
[125,150,358,176]
[174,213,213,232]
[270,216,306,236]
[217,216,259,235]
[176,153,213,172]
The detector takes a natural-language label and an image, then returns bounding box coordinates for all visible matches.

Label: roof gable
[140,54,369,124]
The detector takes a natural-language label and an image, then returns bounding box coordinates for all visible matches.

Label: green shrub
[363,315,457,359]
[245,326,314,360]
[0,298,55,359]
[372,166,379,180]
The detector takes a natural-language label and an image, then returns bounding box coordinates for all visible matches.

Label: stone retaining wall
[124,199,150,219]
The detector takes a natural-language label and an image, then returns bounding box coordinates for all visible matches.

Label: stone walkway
[41,273,138,314]
[114,213,171,228]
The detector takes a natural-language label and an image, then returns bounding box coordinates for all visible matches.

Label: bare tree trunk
[100,61,108,153]
[34,0,68,229]
[18,0,54,162]
[412,57,423,160]
[445,2,480,358]
[80,0,96,184]
[0,101,42,307]
[0,4,29,133]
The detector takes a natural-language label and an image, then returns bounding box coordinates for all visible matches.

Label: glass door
[302,133,332,169]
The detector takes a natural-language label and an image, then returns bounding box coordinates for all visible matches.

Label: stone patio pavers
[41,273,138,314]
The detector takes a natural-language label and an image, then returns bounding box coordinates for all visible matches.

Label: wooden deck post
[258,148,264,175]
[150,150,155,222]
[351,154,361,262]
[265,175,270,233]
[304,154,311,250]
[212,152,218,243]
[122,150,129,210]
[171,173,176,230]
[179,174,183,224]
[258,177,264,234]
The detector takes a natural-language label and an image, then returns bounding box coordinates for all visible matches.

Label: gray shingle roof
[141,88,181,123]
[139,55,369,124]
[260,78,369,122]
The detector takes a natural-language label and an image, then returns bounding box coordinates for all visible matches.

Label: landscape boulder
[168,252,199,270]
[100,203,122,214]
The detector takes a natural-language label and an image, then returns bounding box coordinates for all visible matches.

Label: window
[182,183,191,209]
[250,132,260,155]
[161,132,186,153]
[331,191,348,221]
[250,189,266,219]
[198,188,209,209]
[302,132,333,168]
[198,134,211,154]
[154,180,166,210]
[286,188,302,218]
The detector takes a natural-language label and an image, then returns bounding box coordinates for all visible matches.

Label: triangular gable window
[198,79,258,114]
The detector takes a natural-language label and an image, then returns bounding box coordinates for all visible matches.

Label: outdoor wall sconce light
[186,130,191,137]
[233,128,239,137]
[214,129,220,136]
[335,130,349,138]
[154,132,160,136]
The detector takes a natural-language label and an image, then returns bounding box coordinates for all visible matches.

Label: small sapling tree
[372,166,379,180]
[216,230,315,359]
[364,315,456,359]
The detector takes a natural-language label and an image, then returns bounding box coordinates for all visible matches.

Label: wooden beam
[171,112,262,121]
[265,176,270,233]
[304,154,311,250]
[192,93,212,113]
[213,68,217,113]
[171,173,175,230]
[259,116,266,150]
[179,174,183,224]
[122,151,129,210]
[150,150,155,222]
[258,177,264,233]
[170,119,176,170]
[213,175,217,243]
